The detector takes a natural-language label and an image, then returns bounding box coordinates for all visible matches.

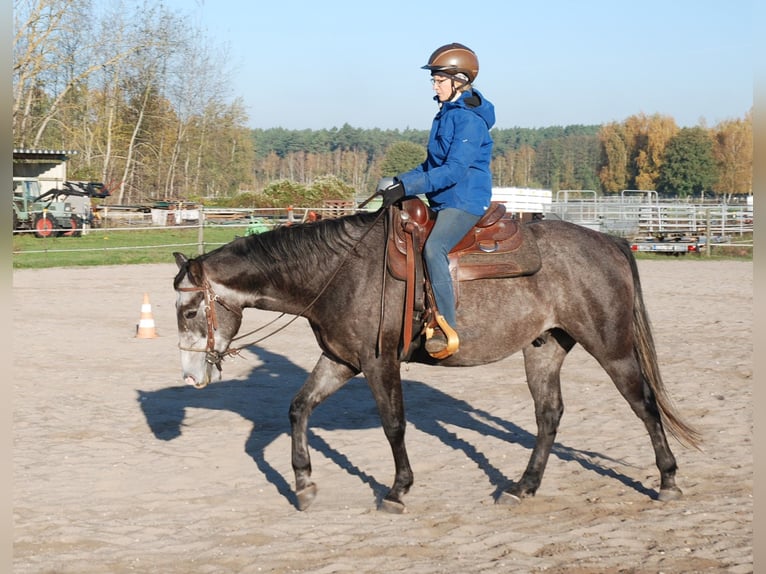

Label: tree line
[247,114,751,205]
[14,0,752,208]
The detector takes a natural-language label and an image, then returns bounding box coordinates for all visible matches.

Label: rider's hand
[380,180,406,208]
[376,177,395,194]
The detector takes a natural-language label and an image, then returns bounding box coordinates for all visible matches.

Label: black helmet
[421,43,479,83]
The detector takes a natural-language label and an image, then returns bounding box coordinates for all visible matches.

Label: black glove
[381,181,406,208]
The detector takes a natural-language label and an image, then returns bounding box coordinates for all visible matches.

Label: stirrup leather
[424,314,459,359]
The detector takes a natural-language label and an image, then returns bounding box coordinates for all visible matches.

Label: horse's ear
[174,252,189,268]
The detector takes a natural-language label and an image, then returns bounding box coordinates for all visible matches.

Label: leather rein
[176,208,389,372]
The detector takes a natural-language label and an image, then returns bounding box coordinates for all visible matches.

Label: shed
[12,148,78,193]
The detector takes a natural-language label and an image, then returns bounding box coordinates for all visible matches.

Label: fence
[546,193,753,240]
[12,199,752,264]
[11,204,358,264]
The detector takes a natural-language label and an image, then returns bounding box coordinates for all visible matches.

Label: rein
[178,208,389,369]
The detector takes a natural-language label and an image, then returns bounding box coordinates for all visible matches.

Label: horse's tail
[617,239,703,450]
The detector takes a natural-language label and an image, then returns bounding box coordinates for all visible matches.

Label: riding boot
[425,314,459,359]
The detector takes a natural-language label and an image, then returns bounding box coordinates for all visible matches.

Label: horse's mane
[211,210,382,288]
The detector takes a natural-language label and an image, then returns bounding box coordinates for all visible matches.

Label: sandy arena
[13,259,752,573]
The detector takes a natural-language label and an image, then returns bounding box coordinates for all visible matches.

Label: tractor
[13,179,110,238]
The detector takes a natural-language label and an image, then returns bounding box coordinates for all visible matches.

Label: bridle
[176,278,243,374]
[178,276,291,370]
[176,208,390,376]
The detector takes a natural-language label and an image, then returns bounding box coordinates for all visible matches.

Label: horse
[172,207,701,513]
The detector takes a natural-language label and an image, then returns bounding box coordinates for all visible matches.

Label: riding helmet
[421,43,479,83]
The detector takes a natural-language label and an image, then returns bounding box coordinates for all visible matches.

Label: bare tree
[13,0,78,146]
[158,24,234,198]
[12,0,143,148]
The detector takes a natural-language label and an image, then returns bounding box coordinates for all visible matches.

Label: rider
[378,43,496,358]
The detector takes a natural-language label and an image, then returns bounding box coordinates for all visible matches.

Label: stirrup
[424,314,459,359]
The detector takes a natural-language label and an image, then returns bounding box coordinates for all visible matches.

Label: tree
[657,127,718,198]
[533,138,564,189]
[616,113,678,191]
[12,0,751,207]
[14,0,80,146]
[632,114,678,190]
[192,98,255,198]
[12,0,143,148]
[712,110,752,200]
[598,122,629,193]
[514,145,536,187]
[379,141,426,176]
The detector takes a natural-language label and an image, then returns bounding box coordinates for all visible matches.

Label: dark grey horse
[172,210,700,513]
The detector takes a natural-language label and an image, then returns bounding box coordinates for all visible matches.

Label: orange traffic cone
[136,292,158,338]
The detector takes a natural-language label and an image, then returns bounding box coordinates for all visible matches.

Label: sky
[164,0,754,131]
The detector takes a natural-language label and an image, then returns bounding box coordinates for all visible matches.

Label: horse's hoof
[657,487,683,502]
[495,492,523,506]
[296,484,318,511]
[378,498,407,514]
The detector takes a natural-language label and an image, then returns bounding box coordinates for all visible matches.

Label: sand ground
[13,259,752,573]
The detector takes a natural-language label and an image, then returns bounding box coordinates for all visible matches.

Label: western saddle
[385,197,542,360]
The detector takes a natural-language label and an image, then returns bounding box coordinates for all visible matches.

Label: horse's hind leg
[498,329,574,505]
[289,353,358,510]
[601,356,681,501]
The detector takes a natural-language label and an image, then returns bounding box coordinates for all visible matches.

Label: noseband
[177,278,242,373]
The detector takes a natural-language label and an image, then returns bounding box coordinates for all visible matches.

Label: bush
[213,176,356,209]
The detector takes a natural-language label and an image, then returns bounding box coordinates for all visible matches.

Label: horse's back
[433,219,636,366]
[528,218,630,261]
[523,219,634,290]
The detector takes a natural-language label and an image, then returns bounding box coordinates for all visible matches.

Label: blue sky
[165,0,753,131]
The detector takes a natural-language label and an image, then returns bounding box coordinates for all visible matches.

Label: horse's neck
[216,219,384,315]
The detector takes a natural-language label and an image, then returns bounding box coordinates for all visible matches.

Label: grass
[12,225,245,269]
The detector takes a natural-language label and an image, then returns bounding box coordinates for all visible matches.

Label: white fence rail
[545,197,753,238]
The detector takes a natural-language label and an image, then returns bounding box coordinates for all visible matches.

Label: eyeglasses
[430,77,451,86]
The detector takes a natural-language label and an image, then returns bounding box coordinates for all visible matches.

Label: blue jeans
[423,208,481,328]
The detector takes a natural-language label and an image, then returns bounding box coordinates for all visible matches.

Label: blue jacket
[397,88,495,217]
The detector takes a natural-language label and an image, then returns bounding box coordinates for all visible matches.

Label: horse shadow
[137,346,657,509]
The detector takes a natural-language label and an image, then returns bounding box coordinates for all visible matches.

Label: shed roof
[13,148,78,161]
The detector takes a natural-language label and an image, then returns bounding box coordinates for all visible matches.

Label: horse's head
[173,252,243,389]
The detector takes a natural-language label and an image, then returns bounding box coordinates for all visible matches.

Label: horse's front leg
[289,353,358,511]
[364,359,413,514]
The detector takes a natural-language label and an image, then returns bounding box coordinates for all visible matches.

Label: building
[12,148,78,193]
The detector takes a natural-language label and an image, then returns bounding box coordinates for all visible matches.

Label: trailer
[630,235,700,256]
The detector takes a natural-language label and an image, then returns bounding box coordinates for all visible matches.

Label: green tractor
[13,179,109,238]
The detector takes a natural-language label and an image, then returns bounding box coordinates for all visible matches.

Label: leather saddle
[385,197,542,358]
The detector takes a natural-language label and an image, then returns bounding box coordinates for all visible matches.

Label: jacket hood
[437,88,495,129]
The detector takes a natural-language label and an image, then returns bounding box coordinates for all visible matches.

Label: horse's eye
[184,310,197,320]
